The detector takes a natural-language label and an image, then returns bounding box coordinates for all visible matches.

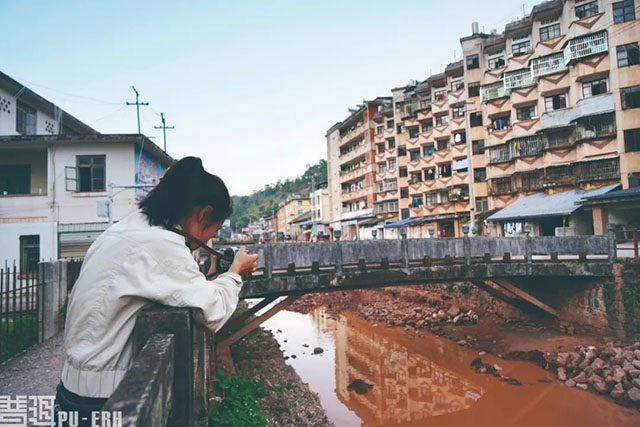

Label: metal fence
[0,264,44,364]
[66,258,83,291]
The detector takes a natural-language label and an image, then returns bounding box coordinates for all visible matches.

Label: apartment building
[0,71,173,266]
[274,195,311,239]
[461,0,640,236]
[326,98,391,240]
[326,0,639,240]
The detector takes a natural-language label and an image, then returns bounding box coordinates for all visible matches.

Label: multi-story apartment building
[326,98,391,240]
[461,0,640,236]
[274,195,311,239]
[0,71,173,266]
[326,0,639,240]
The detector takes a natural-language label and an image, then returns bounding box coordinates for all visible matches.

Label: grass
[208,369,267,426]
[0,313,39,363]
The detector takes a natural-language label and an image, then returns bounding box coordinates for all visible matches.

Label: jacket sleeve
[128,238,243,333]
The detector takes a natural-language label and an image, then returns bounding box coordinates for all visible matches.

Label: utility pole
[126,86,149,134]
[154,112,175,152]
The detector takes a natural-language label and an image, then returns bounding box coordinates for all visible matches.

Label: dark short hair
[139,156,233,227]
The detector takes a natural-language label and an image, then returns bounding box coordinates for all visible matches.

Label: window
[410,150,420,162]
[451,78,464,92]
[521,172,540,191]
[77,155,105,192]
[386,119,394,129]
[0,165,30,195]
[422,144,435,157]
[378,162,387,174]
[433,89,447,102]
[411,195,423,208]
[425,192,435,207]
[512,40,532,56]
[453,132,466,145]
[576,1,599,19]
[468,82,480,98]
[377,125,384,135]
[470,112,483,127]
[437,139,449,151]
[397,123,405,133]
[466,54,479,69]
[401,208,410,220]
[435,114,449,127]
[409,127,419,138]
[451,105,465,118]
[438,163,452,178]
[20,235,40,273]
[583,78,608,98]
[399,166,408,177]
[400,187,409,199]
[424,168,435,181]
[472,140,485,155]
[621,85,640,109]
[617,43,639,67]
[410,172,422,184]
[491,115,511,130]
[388,158,397,170]
[297,201,302,206]
[516,105,536,121]
[540,23,561,41]
[398,145,407,156]
[473,168,486,182]
[545,93,567,111]
[16,101,37,135]
[421,120,433,133]
[298,209,303,215]
[625,128,640,152]
[488,54,506,69]
[613,0,636,24]
[475,197,488,212]
[388,138,396,149]
[377,144,385,154]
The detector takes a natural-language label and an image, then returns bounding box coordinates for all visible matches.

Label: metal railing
[531,52,567,78]
[574,113,616,141]
[480,81,509,103]
[511,135,541,159]
[504,68,534,90]
[486,144,511,164]
[564,31,608,64]
[0,264,44,364]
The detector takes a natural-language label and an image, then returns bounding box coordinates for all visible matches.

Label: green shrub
[457,283,471,294]
[209,369,267,426]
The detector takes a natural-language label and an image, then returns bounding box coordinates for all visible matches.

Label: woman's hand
[229,247,258,277]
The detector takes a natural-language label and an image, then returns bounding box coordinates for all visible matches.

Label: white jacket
[61,210,242,398]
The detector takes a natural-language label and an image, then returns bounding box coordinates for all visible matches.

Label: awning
[384,217,423,228]
[487,184,619,222]
[358,217,383,227]
[540,93,614,130]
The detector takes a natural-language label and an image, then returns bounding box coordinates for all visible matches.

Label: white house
[0,71,174,270]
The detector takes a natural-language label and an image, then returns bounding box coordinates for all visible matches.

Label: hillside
[230,159,327,230]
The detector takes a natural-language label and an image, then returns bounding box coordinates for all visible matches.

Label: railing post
[634,229,639,259]
[525,237,532,264]
[334,242,343,275]
[401,238,409,269]
[263,244,273,279]
[608,230,617,262]
[463,236,471,266]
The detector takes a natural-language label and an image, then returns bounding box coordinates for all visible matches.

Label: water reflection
[263,308,639,427]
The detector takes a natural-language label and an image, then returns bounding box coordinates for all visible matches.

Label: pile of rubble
[356,302,478,330]
[553,342,640,404]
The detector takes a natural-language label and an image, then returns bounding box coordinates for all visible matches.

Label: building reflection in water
[309,309,484,426]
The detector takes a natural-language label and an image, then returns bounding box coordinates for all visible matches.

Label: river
[261,307,639,427]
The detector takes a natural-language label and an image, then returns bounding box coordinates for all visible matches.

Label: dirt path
[0,333,64,396]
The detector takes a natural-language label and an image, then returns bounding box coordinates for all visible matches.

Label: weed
[208,369,267,426]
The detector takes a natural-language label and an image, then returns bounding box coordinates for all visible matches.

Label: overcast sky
[0,0,535,195]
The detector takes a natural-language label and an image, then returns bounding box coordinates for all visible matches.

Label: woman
[54,156,257,424]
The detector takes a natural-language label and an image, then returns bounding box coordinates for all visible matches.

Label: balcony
[341,187,369,203]
[543,165,574,187]
[504,68,534,91]
[563,31,607,64]
[489,178,514,196]
[374,200,399,215]
[540,126,575,150]
[511,135,541,159]
[486,144,511,164]
[576,157,619,182]
[480,81,509,103]
[530,52,567,79]
[375,179,398,193]
[574,113,616,141]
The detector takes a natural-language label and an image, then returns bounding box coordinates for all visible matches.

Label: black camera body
[216,246,239,273]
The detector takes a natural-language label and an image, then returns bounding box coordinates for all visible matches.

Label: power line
[125,86,149,134]
[154,112,175,153]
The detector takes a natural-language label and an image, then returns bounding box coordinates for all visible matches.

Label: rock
[611,384,625,399]
[572,371,587,384]
[448,306,460,317]
[576,383,588,391]
[633,378,640,389]
[557,367,567,381]
[591,358,605,370]
[627,387,640,402]
[585,348,597,361]
[634,349,640,359]
[623,362,634,373]
[313,347,324,354]
[623,350,635,362]
[347,379,374,395]
[613,368,626,383]
[565,379,576,388]
[633,360,640,369]
[470,358,483,369]
[629,370,640,378]
[557,352,569,366]
[291,355,297,359]
[593,379,608,393]
[458,339,467,346]
[478,351,486,356]
[302,344,309,348]
[578,358,590,370]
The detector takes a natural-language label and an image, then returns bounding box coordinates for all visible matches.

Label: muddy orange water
[262,308,639,427]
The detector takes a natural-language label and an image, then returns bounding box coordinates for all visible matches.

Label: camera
[215,246,239,273]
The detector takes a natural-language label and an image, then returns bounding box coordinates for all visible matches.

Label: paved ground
[0,333,64,397]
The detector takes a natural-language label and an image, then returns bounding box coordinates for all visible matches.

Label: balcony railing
[375,180,398,193]
[511,135,541,158]
[480,81,509,103]
[504,68,534,90]
[531,52,567,78]
[564,31,608,64]
[486,145,511,164]
[574,113,616,141]
[576,158,619,182]
[543,165,574,187]
[374,201,399,215]
[489,178,513,196]
[541,126,575,150]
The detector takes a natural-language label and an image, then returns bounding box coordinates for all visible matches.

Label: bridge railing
[216,235,614,276]
[102,306,211,427]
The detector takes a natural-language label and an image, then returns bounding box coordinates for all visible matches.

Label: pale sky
[0,0,534,195]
